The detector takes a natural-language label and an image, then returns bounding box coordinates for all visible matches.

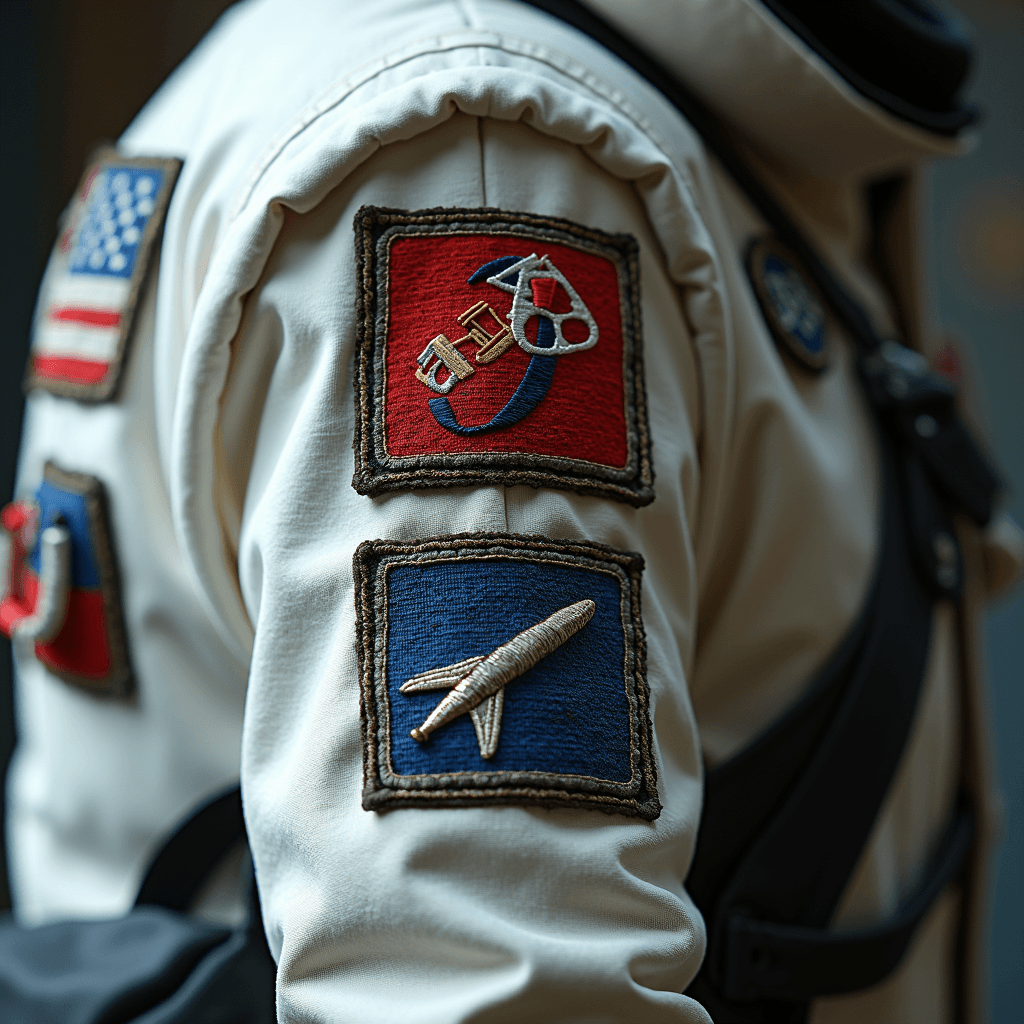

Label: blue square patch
[355,533,659,819]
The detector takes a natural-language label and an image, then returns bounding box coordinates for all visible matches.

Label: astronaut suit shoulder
[7,1,1017,1022]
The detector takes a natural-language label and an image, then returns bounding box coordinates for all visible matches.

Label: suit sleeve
[227,113,711,1023]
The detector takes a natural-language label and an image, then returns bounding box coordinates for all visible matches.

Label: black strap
[693,428,939,1014]
[685,560,879,924]
[686,428,973,1019]
[135,785,245,913]
[131,785,278,1021]
[721,801,974,1001]
[715,433,929,925]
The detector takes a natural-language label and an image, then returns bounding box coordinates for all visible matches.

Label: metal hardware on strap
[860,343,1001,527]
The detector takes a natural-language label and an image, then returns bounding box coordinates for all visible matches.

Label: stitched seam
[476,115,488,209]
[227,31,680,225]
[473,113,508,528]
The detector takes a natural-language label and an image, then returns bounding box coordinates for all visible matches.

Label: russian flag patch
[355,532,659,819]
[1,463,132,697]
[26,151,181,402]
[352,206,653,505]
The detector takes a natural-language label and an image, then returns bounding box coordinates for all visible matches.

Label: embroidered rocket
[26,152,181,401]
[402,599,596,757]
[355,533,660,819]
[0,463,132,696]
[352,206,654,505]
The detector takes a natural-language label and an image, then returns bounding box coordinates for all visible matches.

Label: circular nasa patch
[746,237,829,373]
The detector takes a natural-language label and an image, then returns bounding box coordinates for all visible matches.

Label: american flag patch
[26,152,181,402]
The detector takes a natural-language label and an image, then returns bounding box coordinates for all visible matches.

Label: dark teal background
[385,559,632,780]
[925,4,1023,1014]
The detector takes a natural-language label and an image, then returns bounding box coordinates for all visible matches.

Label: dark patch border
[352,205,654,506]
[354,531,659,820]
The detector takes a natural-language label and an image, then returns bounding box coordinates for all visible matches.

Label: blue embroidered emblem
[747,237,829,372]
[355,533,659,819]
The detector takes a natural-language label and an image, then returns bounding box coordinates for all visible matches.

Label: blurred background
[0,0,1020,1017]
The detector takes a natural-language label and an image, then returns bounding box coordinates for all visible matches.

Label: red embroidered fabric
[383,234,629,467]
[0,570,112,679]
[31,355,110,385]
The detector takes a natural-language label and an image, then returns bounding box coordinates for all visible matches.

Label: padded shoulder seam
[228,30,679,225]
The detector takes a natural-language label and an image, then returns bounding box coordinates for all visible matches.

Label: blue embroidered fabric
[385,559,631,780]
[762,252,825,358]
[427,318,557,435]
[69,167,165,280]
[467,255,521,285]
[30,481,99,588]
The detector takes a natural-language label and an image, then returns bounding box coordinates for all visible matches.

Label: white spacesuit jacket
[8,1,1020,1021]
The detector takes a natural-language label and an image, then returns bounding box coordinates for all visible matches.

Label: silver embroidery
[415,333,475,394]
[12,525,71,644]
[400,598,596,758]
[486,254,599,356]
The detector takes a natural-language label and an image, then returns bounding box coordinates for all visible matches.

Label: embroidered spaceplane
[400,598,596,758]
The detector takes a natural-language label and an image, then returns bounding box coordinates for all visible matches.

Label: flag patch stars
[0,463,132,697]
[352,206,654,506]
[354,533,660,819]
[26,151,181,402]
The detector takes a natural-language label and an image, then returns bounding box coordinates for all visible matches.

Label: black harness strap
[720,800,975,1002]
[685,558,879,914]
[518,1,1000,1017]
[719,432,930,932]
[135,786,245,912]
[685,423,977,1019]
[690,426,947,1019]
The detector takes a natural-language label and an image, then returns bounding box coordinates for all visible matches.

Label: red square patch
[352,207,653,505]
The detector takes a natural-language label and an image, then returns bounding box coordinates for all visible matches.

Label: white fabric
[8,1,1002,1020]
[584,0,972,180]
